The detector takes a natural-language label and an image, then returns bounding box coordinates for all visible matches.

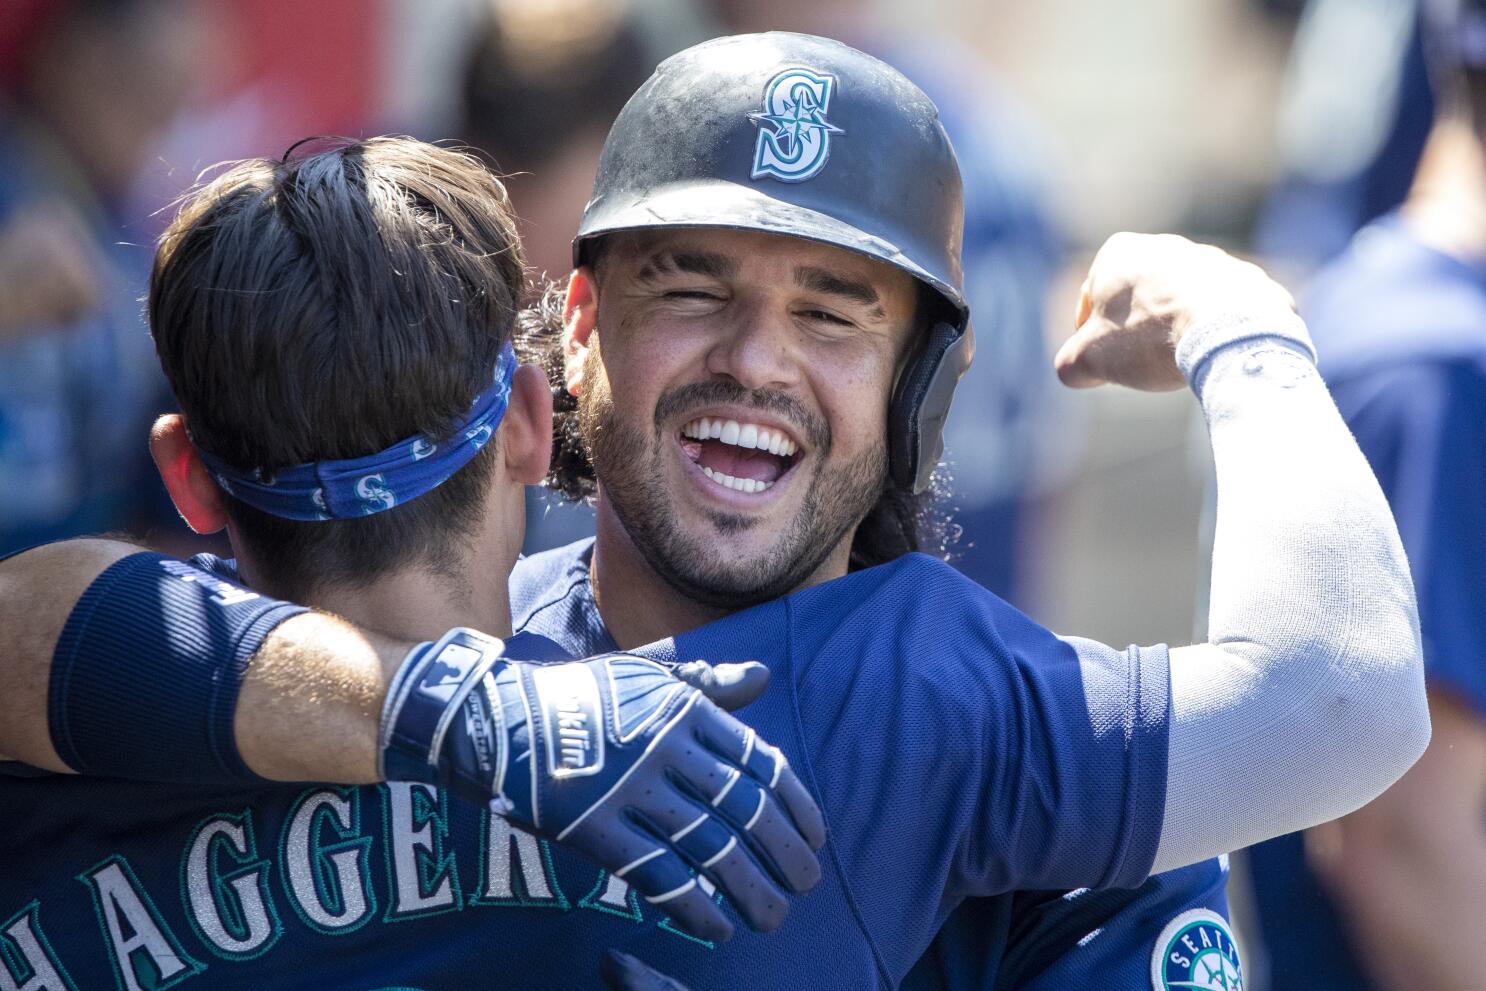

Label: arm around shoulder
[0,537,144,769]
[0,537,397,780]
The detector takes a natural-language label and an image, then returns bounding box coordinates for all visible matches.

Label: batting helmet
[573,32,972,494]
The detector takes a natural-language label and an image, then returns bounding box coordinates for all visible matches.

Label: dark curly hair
[512,280,956,571]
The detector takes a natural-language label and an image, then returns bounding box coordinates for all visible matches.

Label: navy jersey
[1,547,1181,990]
[901,863,1234,991]
[513,540,1237,990]
[1247,213,1486,991]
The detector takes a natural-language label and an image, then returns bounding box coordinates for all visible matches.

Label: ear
[500,363,555,486]
[149,414,230,534]
[562,266,599,397]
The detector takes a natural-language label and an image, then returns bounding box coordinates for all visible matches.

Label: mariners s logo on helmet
[750,66,843,182]
[1151,909,1244,991]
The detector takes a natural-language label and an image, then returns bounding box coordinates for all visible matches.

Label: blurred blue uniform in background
[0,0,216,555]
[889,40,1065,601]
[1257,0,1434,273]
[0,119,168,555]
[1246,212,1486,990]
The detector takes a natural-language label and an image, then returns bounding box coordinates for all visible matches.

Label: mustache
[654,381,829,452]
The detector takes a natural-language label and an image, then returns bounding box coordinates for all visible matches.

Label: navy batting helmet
[573,32,972,494]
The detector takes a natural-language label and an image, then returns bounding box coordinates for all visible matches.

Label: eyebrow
[635,250,738,283]
[794,265,884,316]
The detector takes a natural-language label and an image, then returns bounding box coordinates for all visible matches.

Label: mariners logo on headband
[750,66,843,182]
[1150,909,1244,991]
[197,342,517,522]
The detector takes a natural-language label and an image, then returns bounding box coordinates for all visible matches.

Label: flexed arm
[1056,233,1429,873]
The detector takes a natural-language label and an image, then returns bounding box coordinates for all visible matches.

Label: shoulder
[667,554,1044,707]
[508,538,616,656]
[783,555,1095,697]
[501,629,572,662]
[509,538,595,627]
[787,553,1023,633]
[1330,356,1486,432]
[1304,215,1486,376]
[1326,356,1486,501]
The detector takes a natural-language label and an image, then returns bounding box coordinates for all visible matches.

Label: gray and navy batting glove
[379,629,827,941]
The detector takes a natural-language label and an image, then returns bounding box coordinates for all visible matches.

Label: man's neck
[234,547,513,644]
[588,499,850,649]
[307,570,513,644]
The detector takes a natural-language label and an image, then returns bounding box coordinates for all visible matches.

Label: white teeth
[701,465,772,494]
[681,417,799,457]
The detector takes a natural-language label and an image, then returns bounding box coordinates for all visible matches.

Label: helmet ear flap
[888,321,974,494]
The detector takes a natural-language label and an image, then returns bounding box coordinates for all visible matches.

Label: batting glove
[379,628,827,941]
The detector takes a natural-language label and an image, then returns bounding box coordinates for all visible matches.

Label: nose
[703,300,800,392]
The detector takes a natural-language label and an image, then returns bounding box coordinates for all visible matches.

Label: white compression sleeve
[1149,313,1429,875]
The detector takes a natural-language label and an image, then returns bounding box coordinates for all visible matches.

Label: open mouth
[678,416,801,494]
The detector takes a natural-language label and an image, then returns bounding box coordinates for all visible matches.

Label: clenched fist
[1054,232,1297,391]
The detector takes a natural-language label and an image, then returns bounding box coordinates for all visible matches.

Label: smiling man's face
[567,227,919,608]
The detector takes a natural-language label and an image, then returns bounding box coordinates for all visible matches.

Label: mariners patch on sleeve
[1151,909,1243,990]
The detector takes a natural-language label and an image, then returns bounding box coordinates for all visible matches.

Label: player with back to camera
[0,33,1431,991]
[0,136,828,990]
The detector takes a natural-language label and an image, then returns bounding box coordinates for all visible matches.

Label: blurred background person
[0,0,219,555]
[453,0,711,553]
[1242,2,1486,988]
[457,0,706,282]
[1256,0,1435,278]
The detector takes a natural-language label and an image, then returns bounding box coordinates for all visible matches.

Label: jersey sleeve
[783,557,1170,968]
[956,630,1170,893]
[1330,359,1486,715]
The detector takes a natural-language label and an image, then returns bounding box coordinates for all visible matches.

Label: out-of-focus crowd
[0,2,1478,989]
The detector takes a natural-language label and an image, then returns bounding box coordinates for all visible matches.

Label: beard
[578,346,887,610]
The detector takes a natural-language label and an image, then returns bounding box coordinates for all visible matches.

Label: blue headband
[197,342,517,521]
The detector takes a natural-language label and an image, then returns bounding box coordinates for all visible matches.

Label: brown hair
[150,137,526,597]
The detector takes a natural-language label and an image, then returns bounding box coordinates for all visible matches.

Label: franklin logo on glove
[533,662,604,777]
